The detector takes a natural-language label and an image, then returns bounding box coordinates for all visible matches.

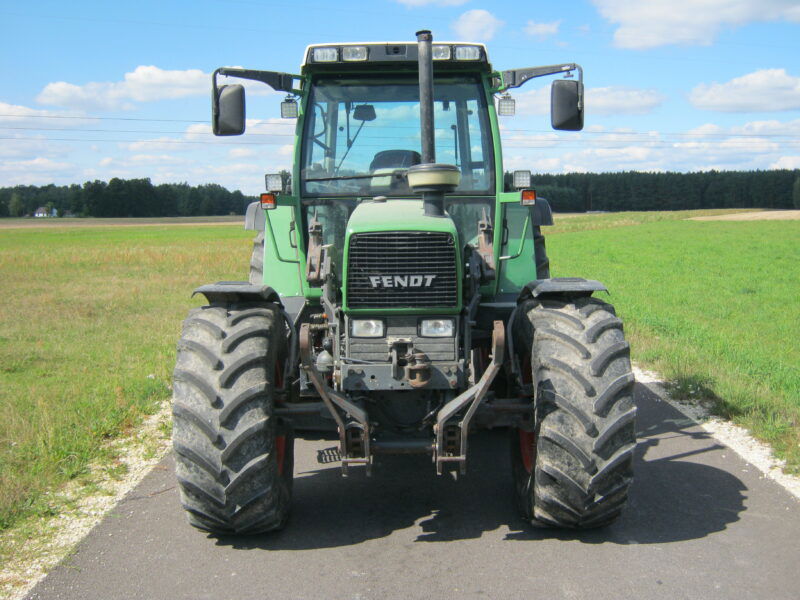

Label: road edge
[0,403,172,600]
[634,366,800,501]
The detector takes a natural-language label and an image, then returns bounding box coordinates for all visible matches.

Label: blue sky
[2,0,799,194]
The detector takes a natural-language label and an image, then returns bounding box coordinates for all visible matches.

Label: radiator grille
[346,232,458,309]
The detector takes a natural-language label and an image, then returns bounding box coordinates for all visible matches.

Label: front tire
[248,231,264,284]
[172,301,293,534]
[512,296,636,528]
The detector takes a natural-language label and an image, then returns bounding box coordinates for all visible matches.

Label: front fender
[517,277,607,302]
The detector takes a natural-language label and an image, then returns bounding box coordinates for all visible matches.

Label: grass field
[0,223,253,534]
[0,209,798,539]
[548,213,800,472]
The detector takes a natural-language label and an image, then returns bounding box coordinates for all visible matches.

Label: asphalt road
[27,383,800,600]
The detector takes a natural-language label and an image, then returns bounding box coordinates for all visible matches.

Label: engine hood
[345,199,458,237]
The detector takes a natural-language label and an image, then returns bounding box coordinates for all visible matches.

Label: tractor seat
[369,150,421,171]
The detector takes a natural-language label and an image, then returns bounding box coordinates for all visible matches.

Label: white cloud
[511,85,663,116]
[589,86,664,115]
[497,117,800,174]
[396,0,469,5]
[770,156,800,169]
[523,20,561,38]
[37,66,209,110]
[0,101,61,124]
[690,69,800,112]
[452,9,503,42]
[592,0,800,49]
[35,66,279,111]
[229,148,256,158]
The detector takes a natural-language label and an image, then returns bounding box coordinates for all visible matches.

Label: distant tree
[8,192,24,217]
[793,176,800,209]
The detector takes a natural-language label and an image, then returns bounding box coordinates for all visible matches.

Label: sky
[1,0,799,195]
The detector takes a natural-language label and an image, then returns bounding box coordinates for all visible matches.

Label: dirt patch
[690,210,800,221]
[0,216,242,229]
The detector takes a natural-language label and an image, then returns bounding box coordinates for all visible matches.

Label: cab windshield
[301,75,494,197]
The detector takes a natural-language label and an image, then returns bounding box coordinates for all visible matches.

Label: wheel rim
[276,435,287,476]
[518,429,536,474]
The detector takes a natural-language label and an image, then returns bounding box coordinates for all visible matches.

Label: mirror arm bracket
[214,67,301,93]
[499,64,583,106]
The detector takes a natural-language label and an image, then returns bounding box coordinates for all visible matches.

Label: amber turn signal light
[260,193,277,210]
[520,189,537,206]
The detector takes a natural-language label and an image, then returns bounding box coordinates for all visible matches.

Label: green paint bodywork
[254,65,539,311]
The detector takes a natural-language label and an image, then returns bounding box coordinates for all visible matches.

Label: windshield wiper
[305,169,406,183]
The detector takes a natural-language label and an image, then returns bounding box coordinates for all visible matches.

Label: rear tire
[172,301,293,534]
[248,231,264,284]
[512,296,636,528]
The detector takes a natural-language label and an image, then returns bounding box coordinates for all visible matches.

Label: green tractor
[172,31,636,534]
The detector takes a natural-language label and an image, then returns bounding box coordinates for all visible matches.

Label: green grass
[0,223,253,532]
[548,217,800,471]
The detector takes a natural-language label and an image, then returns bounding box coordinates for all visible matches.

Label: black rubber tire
[172,301,293,534]
[512,296,636,528]
[248,231,264,284]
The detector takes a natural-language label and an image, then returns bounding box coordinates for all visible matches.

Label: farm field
[0,209,798,542]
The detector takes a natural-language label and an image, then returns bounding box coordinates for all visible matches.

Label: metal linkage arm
[298,324,371,475]
[434,320,505,474]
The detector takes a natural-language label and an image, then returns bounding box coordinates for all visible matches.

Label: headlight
[420,318,454,337]
[350,319,384,338]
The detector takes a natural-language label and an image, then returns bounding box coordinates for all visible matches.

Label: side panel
[261,202,305,296]
[497,202,538,295]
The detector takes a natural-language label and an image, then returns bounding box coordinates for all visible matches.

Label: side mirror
[353,104,376,122]
[551,79,583,131]
[213,84,245,136]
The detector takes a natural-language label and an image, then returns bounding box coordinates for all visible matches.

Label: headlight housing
[419,318,454,337]
[350,319,384,338]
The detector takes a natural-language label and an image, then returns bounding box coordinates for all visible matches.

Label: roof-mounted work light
[342,45,368,61]
[455,45,481,60]
[312,47,338,62]
[281,96,298,118]
[432,45,451,60]
[513,170,531,190]
[497,93,515,116]
[265,174,283,193]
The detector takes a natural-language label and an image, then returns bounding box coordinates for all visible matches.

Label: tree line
[0,178,255,218]
[2,170,799,218]
[506,169,800,212]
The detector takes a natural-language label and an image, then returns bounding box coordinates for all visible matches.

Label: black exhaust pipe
[417,29,435,165]
[413,30,460,217]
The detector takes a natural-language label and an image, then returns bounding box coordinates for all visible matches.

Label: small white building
[33,206,57,218]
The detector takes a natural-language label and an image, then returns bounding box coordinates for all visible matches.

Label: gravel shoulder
[689,210,800,221]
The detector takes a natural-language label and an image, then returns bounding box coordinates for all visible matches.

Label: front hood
[345,199,458,236]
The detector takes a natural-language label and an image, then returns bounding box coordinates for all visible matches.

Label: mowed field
[0,210,798,544]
